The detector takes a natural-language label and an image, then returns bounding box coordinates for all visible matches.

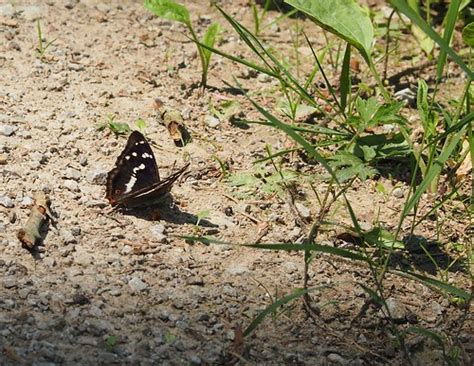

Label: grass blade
[390,0,473,80]
[340,43,351,113]
[244,288,311,336]
[436,0,461,82]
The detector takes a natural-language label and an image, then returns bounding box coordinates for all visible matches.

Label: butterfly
[105,130,189,208]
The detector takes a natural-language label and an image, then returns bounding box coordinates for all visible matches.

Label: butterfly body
[106,131,188,208]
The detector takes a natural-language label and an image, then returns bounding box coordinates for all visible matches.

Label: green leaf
[144,0,190,26]
[244,288,311,336]
[105,335,118,350]
[412,21,435,56]
[284,0,374,63]
[202,22,220,65]
[356,96,380,126]
[329,152,377,181]
[180,236,371,263]
[436,0,461,81]
[371,100,406,125]
[211,99,241,122]
[403,126,466,216]
[417,79,436,137]
[363,227,405,249]
[462,22,474,47]
[353,133,412,161]
[405,327,446,353]
[109,122,131,135]
[135,118,147,132]
[358,283,385,306]
[400,271,470,300]
[340,44,351,113]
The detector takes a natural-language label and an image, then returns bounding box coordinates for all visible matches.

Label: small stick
[17,191,51,250]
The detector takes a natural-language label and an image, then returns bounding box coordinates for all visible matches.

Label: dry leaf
[456,140,472,180]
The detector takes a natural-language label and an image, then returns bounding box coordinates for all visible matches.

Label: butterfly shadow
[118,194,218,228]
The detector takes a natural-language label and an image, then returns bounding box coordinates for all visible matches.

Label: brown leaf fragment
[155,100,190,146]
[231,324,245,359]
[17,191,51,250]
[456,140,472,180]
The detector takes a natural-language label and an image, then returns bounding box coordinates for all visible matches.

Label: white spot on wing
[132,152,137,157]
[125,156,130,160]
[139,140,145,144]
[142,153,152,159]
[124,176,137,193]
[132,163,146,173]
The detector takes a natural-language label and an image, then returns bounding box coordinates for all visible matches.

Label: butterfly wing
[112,163,190,208]
[106,131,160,205]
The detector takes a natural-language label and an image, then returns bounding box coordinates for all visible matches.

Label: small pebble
[392,187,404,198]
[63,179,80,192]
[3,277,17,289]
[44,257,56,268]
[295,202,311,219]
[185,276,204,286]
[64,167,82,181]
[0,195,14,208]
[60,228,77,244]
[383,297,407,320]
[30,151,47,164]
[0,124,17,136]
[20,196,34,207]
[86,166,108,185]
[150,224,167,243]
[129,277,148,292]
[205,115,220,128]
[327,353,346,364]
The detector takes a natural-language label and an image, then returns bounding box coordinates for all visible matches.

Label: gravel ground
[0,1,472,365]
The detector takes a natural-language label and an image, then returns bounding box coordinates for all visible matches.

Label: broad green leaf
[356,96,380,125]
[329,152,377,181]
[144,0,190,26]
[202,22,220,65]
[371,100,406,125]
[462,22,474,47]
[412,21,435,56]
[363,227,405,249]
[284,0,374,63]
[353,134,412,161]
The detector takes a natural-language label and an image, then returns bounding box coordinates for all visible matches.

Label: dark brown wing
[106,131,160,205]
[112,163,190,208]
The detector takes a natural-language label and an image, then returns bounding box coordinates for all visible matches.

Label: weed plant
[145,0,473,363]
